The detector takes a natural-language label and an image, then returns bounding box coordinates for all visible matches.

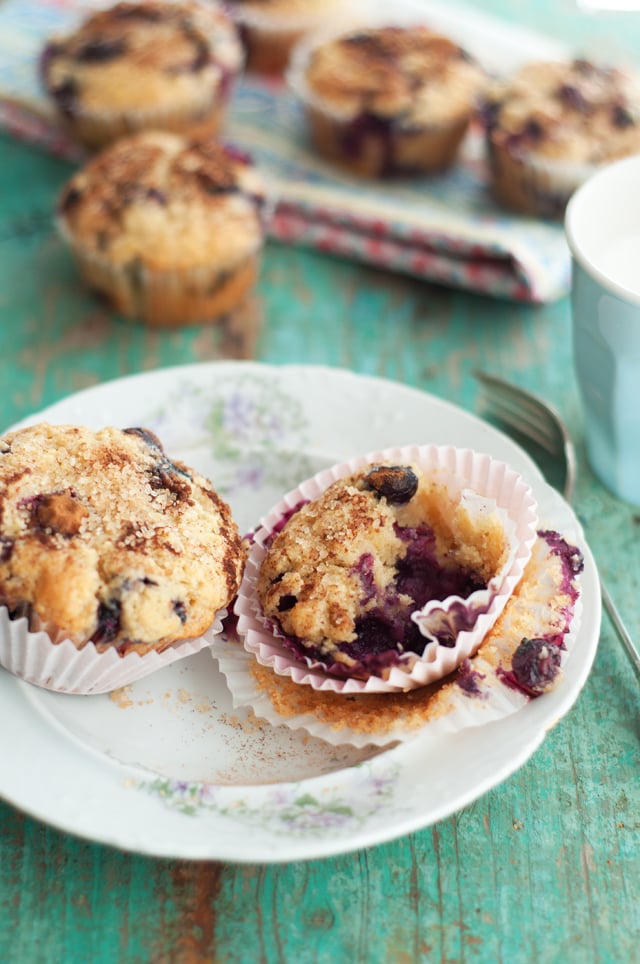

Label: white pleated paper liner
[235,444,538,694]
[0,606,226,695]
[215,530,584,748]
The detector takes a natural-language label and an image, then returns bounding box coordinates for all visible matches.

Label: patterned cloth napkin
[0,0,571,302]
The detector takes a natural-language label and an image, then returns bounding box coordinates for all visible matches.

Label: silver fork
[475,370,640,679]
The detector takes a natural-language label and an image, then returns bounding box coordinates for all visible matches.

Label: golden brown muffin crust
[304,26,486,127]
[0,423,246,653]
[43,1,243,116]
[485,59,640,164]
[58,132,266,271]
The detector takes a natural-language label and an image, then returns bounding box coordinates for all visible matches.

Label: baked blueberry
[511,636,562,694]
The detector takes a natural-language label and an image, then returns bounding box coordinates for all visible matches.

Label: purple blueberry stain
[394,524,484,610]
[456,659,487,697]
[539,529,584,600]
[340,112,396,175]
[352,553,377,603]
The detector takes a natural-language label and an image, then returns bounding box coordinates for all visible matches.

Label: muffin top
[257,463,507,676]
[300,26,487,128]
[42,0,243,119]
[58,131,267,271]
[0,423,245,653]
[484,59,640,164]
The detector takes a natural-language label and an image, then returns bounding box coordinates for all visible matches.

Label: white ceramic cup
[565,154,640,506]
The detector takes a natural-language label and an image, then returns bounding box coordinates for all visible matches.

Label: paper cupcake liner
[216,528,584,747]
[488,141,599,219]
[57,219,263,328]
[0,606,226,695]
[235,444,538,695]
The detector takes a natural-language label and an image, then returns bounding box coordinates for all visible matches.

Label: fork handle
[601,581,640,678]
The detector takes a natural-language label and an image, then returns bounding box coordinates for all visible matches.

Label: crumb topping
[42,1,243,115]
[257,463,507,673]
[304,26,486,126]
[58,132,266,270]
[0,423,245,651]
[485,59,640,163]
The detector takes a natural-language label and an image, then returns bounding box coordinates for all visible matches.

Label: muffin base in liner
[235,444,538,694]
[52,90,233,153]
[0,606,226,695]
[57,217,263,328]
[235,1,352,74]
[305,106,472,179]
[216,529,583,748]
[487,141,599,219]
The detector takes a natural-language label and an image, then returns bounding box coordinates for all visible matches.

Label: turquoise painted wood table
[1,2,640,962]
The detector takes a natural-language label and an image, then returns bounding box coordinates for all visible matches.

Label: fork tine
[473,371,576,503]
[475,374,561,450]
[479,394,560,453]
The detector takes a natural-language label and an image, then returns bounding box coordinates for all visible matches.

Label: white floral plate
[0,363,600,862]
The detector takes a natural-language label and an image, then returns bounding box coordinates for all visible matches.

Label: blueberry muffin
[256,463,509,680]
[483,59,640,218]
[57,131,267,327]
[0,423,245,656]
[41,0,243,150]
[227,0,341,74]
[290,25,487,177]
[235,527,583,745]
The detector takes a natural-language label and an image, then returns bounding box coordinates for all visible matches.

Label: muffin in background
[0,422,246,692]
[289,25,487,178]
[57,130,268,327]
[227,0,343,75]
[40,0,244,150]
[483,59,640,218]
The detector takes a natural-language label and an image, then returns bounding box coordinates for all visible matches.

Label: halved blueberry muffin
[255,462,512,680]
[290,25,487,177]
[217,524,583,747]
[41,0,243,149]
[483,59,640,217]
[0,423,245,656]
